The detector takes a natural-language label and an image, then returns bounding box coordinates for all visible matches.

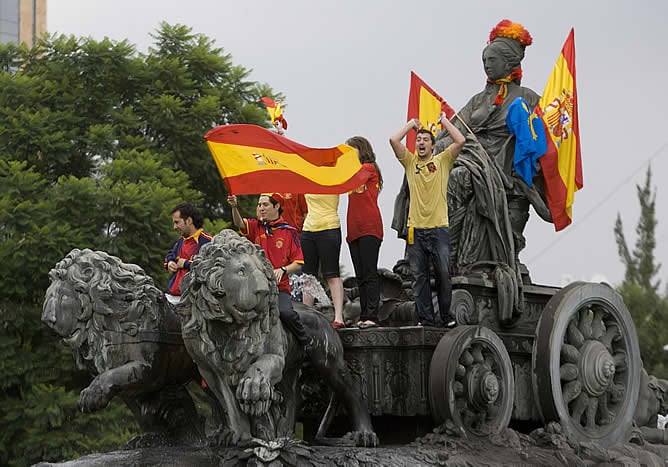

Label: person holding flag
[389,112,465,328]
[227,193,311,346]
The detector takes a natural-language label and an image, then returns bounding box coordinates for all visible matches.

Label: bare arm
[439,112,466,158]
[389,118,421,160]
[226,195,246,231]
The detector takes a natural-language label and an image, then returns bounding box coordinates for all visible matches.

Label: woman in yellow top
[301,194,345,328]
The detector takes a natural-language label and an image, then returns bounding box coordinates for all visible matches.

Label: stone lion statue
[42,248,211,447]
[178,229,378,447]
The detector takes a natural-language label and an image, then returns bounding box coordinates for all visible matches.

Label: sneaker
[417,321,436,327]
[444,320,457,329]
[331,321,345,329]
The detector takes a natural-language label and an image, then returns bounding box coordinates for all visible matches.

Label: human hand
[227,195,237,207]
[439,111,449,125]
[167,261,178,273]
[176,258,186,269]
[412,118,423,130]
[273,268,283,282]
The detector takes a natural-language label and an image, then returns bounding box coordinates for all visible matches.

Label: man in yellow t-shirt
[389,112,465,327]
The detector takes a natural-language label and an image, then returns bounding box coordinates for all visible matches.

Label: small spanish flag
[406,71,455,153]
[260,97,288,130]
[536,28,582,231]
[205,124,365,195]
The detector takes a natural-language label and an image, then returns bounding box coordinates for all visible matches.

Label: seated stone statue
[393,20,553,324]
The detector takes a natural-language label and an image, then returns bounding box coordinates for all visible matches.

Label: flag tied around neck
[536,28,583,231]
[205,124,365,195]
[406,71,455,153]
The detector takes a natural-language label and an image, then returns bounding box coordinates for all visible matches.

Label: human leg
[318,228,344,325]
[356,235,381,323]
[407,229,435,325]
[300,231,319,307]
[431,227,454,326]
[278,291,309,344]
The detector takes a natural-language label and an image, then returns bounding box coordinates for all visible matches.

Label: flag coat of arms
[406,71,455,153]
[536,28,583,231]
[205,124,365,195]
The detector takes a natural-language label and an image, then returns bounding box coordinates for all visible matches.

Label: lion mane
[179,230,281,386]
[48,248,165,373]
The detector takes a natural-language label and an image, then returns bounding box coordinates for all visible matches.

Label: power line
[526,141,668,266]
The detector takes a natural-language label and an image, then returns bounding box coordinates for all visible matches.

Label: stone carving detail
[178,230,377,447]
[42,249,210,447]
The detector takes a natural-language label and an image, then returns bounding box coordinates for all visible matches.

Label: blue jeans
[406,227,452,325]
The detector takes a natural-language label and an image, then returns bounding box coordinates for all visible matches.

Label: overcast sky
[48,0,668,288]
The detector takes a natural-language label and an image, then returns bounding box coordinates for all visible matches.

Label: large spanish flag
[406,71,455,153]
[536,28,583,231]
[205,124,365,195]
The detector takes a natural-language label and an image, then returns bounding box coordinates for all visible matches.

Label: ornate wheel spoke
[591,308,606,339]
[460,349,474,367]
[560,363,578,381]
[613,352,627,373]
[455,364,466,381]
[471,345,484,364]
[600,325,619,350]
[578,308,593,339]
[560,344,579,364]
[567,319,585,348]
[585,396,598,429]
[570,392,589,423]
[562,380,582,404]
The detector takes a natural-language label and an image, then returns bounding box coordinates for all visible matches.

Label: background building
[0,0,46,46]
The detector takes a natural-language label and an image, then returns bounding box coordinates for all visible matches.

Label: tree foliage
[614,166,668,378]
[0,23,278,465]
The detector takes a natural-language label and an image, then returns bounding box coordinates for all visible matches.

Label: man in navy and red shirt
[227,193,309,346]
[164,203,212,303]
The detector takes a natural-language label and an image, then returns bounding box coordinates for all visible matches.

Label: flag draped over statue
[205,124,365,195]
[406,71,455,153]
[536,28,583,231]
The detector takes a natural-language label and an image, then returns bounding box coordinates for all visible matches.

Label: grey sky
[48,0,668,287]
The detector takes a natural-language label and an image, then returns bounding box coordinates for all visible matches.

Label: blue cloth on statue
[506,97,547,187]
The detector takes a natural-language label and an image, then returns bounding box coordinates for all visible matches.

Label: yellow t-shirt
[303,194,340,232]
[399,147,456,228]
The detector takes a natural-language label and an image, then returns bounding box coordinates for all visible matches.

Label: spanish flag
[406,71,455,153]
[536,28,583,231]
[260,97,288,130]
[205,124,365,195]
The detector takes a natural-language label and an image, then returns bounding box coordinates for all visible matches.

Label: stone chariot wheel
[429,325,514,436]
[532,282,641,446]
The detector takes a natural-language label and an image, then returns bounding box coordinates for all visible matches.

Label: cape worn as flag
[205,124,365,195]
[536,28,583,231]
[406,71,455,153]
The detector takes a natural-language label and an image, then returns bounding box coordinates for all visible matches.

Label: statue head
[482,19,532,82]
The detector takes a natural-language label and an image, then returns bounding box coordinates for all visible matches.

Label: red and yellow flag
[406,71,455,153]
[260,97,288,130]
[537,28,583,231]
[205,124,365,195]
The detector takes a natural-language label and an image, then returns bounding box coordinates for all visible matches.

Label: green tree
[0,23,279,465]
[614,166,668,378]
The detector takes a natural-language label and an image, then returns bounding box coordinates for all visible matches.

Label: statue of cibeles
[42,248,212,447]
[178,229,378,447]
[393,20,553,324]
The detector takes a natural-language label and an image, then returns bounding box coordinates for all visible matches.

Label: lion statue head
[179,230,281,384]
[42,248,165,373]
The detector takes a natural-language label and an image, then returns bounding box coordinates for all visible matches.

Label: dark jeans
[348,235,381,322]
[278,291,309,344]
[406,227,453,325]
